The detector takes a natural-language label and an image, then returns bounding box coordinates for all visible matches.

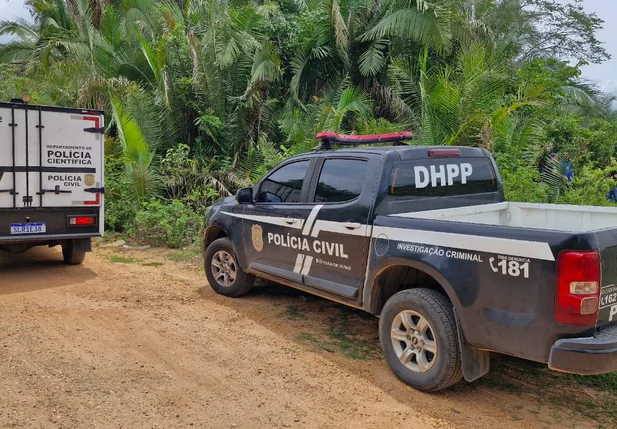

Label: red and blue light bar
[315,131,413,145]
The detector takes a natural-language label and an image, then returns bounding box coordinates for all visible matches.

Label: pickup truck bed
[376,201,617,365]
[402,201,617,232]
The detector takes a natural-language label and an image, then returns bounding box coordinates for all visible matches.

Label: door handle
[285,218,298,225]
[344,222,361,230]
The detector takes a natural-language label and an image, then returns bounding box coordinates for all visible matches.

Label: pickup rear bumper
[548,325,617,375]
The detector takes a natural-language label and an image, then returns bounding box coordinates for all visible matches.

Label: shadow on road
[0,247,96,295]
[199,279,617,428]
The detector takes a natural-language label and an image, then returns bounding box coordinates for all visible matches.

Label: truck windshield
[389,157,498,198]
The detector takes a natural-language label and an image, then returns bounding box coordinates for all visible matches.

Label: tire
[62,241,86,265]
[204,237,255,297]
[379,288,463,392]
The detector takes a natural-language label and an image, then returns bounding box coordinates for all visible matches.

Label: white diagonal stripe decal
[293,254,305,273]
[372,226,555,261]
[302,205,323,236]
[301,256,314,275]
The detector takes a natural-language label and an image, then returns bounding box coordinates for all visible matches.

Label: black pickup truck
[202,132,617,392]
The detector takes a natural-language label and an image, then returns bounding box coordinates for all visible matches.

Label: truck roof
[302,145,489,161]
[307,132,489,161]
[0,101,104,116]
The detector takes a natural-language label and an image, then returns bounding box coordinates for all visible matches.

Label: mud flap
[71,238,92,252]
[454,309,490,382]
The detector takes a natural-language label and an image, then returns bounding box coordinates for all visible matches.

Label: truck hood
[205,195,237,223]
[213,195,237,206]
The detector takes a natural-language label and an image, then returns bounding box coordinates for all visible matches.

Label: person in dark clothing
[607,171,617,203]
[544,153,565,201]
[560,152,574,182]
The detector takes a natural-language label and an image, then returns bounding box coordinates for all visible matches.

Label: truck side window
[389,158,498,198]
[257,160,310,203]
[314,159,368,203]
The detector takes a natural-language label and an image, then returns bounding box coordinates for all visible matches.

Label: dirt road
[0,246,612,428]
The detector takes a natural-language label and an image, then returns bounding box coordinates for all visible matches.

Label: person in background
[608,171,617,203]
[560,152,574,182]
[548,153,569,181]
[545,153,564,201]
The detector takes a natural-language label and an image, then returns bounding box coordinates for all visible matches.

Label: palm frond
[77,76,136,111]
[0,19,39,41]
[0,41,36,63]
[328,0,348,49]
[110,97,159,200]
[249,41,281,85]
[358,39,387,77]
[361,5,452,53]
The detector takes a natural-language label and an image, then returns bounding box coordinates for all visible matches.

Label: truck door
[242,158,316,284]
[37,110,104,209]
[301,157,374,303]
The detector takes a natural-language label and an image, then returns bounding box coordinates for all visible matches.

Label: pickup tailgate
[0,104,104,209]
[596,228,617,326]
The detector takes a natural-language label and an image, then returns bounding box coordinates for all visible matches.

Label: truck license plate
[10,222,47,235]
[600,285,617,308]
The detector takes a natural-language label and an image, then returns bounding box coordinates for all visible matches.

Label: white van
[0,99,104,264]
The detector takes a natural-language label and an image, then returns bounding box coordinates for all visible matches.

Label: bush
[105,146,219,241]
[105,195,138,232]
[104,153,138,231]
[161,143,232,210]
[130,199,203,248]
[500,167,551,203]
[558,164,616,207]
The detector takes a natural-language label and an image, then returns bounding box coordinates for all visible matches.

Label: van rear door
[0,104,104,210]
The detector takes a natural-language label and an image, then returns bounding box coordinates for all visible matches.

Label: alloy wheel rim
[211,250,237,287]
[390,310,438,373]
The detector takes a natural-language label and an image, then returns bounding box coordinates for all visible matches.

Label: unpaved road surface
[0,246,611,428]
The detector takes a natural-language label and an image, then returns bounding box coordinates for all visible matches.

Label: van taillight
[68,216,97,226]
[555,251,600,326]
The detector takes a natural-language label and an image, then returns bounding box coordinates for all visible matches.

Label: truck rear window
[389,157,498,198]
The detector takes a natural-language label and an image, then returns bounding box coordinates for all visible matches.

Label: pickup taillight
[428,149,461,158]
[555,251,600,326]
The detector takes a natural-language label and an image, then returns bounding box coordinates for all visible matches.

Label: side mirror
[236,187,253,204]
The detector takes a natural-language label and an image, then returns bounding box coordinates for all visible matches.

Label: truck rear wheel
[62,240,86,265]
[379,288,463,392]
[204,238,255,297]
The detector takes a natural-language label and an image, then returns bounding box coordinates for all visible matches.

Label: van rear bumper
[0,208,100,242]
[548,324,617,375]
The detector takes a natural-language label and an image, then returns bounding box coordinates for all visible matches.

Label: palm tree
[389,44,546,148]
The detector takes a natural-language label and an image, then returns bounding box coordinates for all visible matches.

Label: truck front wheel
[204,238,255,297]
[379,289,463,392]
[62,240,86,265]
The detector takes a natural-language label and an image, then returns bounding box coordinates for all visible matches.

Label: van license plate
[10,223,47,235]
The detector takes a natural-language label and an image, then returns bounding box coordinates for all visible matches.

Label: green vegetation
[575,372,617,396]
[476,355,617,422]
[110,255,165,266]
[294,307,380,360]
[141,261,164,267]
[325,315,381,360]
[166,247,202,263]
[109,255,139,264]
[281,304,308,320]
[0,0,616,238]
